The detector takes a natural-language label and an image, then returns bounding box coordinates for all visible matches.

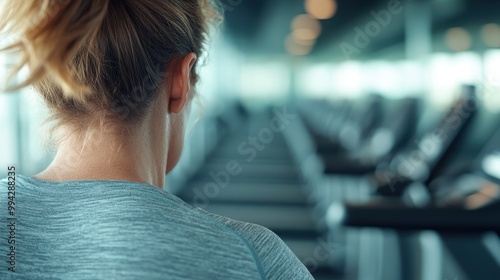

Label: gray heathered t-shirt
[0,175,314,280]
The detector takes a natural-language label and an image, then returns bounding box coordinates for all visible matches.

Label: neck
[34,120,168,189]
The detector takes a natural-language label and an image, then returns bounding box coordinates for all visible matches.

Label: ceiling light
[291,14,321,41]
[445,27,472,52]
[305,0,337,20]
[292,14,321,33]
[481,23,500,48]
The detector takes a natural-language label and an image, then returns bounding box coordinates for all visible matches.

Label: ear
[168,53,197,114]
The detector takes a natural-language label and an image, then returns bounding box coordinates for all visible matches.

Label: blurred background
[2,0,500,279]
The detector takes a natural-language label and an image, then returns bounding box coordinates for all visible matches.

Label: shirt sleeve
[198,209,315,280]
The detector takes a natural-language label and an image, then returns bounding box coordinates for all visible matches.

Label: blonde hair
[0,0,220,140]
